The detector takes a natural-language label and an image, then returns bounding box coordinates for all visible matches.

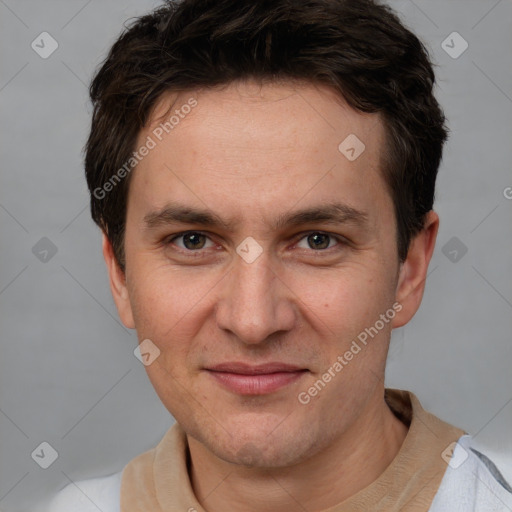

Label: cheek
[286,264,391,338]
[126,266,213,410]
[126,263,214,365]
[129,260,212,322]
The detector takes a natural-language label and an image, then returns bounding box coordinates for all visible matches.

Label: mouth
[204,362,309,395]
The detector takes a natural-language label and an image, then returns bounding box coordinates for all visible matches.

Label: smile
[205,362,309,395]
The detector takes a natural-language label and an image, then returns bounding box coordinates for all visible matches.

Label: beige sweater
[120,389,465,511]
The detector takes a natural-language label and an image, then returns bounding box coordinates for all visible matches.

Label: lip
[207,362,304,374]
[205,362,308,395]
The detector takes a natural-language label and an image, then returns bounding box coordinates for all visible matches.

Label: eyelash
[164,230,348,255]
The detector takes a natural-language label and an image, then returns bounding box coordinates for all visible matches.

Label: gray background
[0,1,511,510]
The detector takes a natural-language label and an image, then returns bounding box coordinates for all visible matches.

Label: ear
[392,211,439,328]
[102,232,135,329]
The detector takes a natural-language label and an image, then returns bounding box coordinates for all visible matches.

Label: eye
[169,231,215,251]
[296,232,341,250]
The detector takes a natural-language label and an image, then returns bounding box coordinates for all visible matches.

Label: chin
[195,415,320,468]
[214,437,304,468]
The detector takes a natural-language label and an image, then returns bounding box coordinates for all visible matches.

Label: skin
[103,80,439,511]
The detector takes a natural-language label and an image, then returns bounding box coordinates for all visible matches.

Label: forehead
[146,80,383,157]
[128,80,390,227]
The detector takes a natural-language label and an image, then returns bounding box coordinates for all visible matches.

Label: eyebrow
[143,202,369,231]
[276,203,368,230]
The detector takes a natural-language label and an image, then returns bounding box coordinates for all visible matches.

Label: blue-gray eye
[296,232,336,250]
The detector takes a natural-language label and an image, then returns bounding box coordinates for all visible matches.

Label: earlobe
[102,233,135,329]
[392,211,439,329]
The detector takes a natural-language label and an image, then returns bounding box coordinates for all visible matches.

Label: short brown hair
[85,0,447,269]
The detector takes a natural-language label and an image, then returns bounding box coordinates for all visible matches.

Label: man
[49,0,512,510]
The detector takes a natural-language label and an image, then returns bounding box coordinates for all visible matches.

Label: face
[105,81,435,468]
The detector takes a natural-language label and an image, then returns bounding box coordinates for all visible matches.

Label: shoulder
[46,470,122,512]
[430,434,512,511]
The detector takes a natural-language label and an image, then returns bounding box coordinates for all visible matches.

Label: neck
[187,389,409,512]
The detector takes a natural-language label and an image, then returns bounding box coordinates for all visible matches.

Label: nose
[215,250,296,345]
